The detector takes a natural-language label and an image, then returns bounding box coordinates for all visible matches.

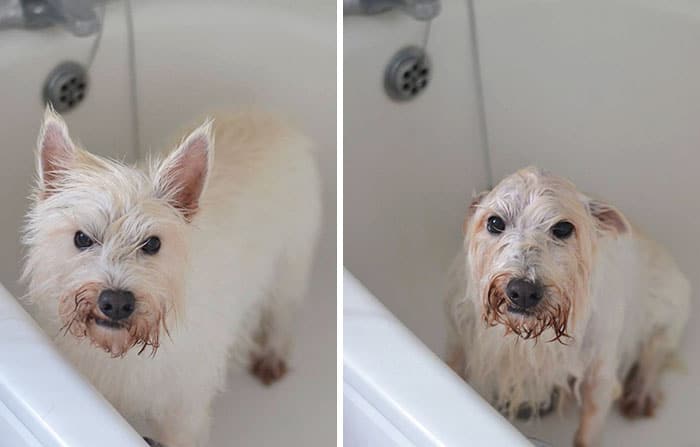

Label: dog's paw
[506,388,559,420]
[143,437,166,447]
[250,353,288,386]
[619,389,661,418]
[619,364,661,418]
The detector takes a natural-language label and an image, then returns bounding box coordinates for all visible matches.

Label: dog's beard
[57,282,167,357]
[483,274,571,343]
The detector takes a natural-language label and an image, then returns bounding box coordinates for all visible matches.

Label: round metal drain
[384,46,431,102]
[43,61,88,112]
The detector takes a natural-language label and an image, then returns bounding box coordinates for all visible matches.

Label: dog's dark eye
[142,236,161,255]
[74,231,93,250]
[486,216,506,234]
[552,221,574,239]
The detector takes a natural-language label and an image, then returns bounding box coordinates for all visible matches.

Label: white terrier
[446,167,690,446]
[21,107,321,447]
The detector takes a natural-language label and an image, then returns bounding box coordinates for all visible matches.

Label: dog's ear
[37,105,77,196]
[155,119,214,221]
[588,198,629,236]
[464,189,490,235]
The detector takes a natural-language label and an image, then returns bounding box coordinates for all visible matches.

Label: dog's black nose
[506,278,543,309]
[98,289,135,321]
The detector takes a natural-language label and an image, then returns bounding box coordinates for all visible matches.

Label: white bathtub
[0,0,336,445]
[343,270,530,446]
[345,0,699,446]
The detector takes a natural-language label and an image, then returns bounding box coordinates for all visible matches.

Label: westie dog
[21,107,321,446]
[446,167,690,446]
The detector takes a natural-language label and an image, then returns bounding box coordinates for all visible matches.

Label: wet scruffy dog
[21,107,320,447]
[446,167,690,447]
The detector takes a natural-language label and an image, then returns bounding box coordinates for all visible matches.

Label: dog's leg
[620,332,669,418]
[250,245,313,385]
[574,361,618,447]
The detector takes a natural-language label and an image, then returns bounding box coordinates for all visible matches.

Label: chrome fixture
[344,0,440,21]
[384,46,431,101]
[0,0,102,36]
[43,61,88,112]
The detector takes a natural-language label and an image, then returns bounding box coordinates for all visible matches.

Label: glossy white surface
[0,0,335,445]
[474,1,700,444]
[344,271,531,447]
[0,283,146,447]
[344,382,411,447]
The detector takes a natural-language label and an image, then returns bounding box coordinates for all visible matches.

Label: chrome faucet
[0,0,101,36]
[344,0,440,21]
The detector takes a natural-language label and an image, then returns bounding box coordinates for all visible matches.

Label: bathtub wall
[346,1,700,445]
[474,0,700,271]
[344,0,490,353]
[129,0,336,218]
[0,1,136,296]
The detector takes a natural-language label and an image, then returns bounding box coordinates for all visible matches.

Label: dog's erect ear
[155,119,214,221]
[37,106,77,195]
[464,189,490,235]
[588,199,629,236]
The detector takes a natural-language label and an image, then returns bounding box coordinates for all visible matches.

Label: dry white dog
[21,107,320,446]
[446,167,690,447]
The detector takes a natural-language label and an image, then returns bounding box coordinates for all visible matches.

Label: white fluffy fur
[446,167,690,446]
[22,107,321,446]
